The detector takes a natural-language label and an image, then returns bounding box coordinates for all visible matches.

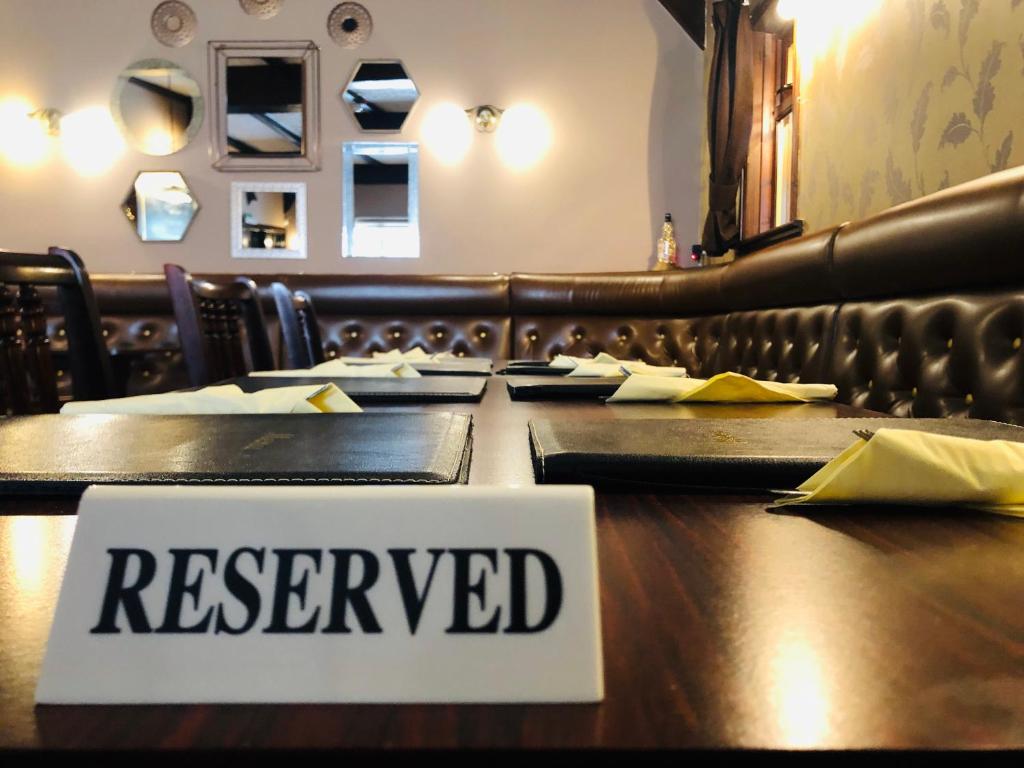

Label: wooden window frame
[741,27,799,239]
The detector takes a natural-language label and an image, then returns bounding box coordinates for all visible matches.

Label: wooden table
[2,379,1023,750]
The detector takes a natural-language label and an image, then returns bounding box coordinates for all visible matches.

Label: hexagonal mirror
[121,171,199,242]
[342,60,419,132]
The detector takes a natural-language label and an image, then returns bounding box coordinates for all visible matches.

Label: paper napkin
[607,371,837,403]
[566,361,689,378]
[777,428,1024,518]
[372,347,456,361]
[249,360,421,378]
[550,352,621,370]
[60,383,363,415]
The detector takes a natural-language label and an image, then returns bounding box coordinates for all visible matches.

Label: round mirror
[111,59,204,156]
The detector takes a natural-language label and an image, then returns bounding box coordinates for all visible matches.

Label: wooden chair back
[163,264,275,386]
[0,247,114,414]
[271,282,326,369]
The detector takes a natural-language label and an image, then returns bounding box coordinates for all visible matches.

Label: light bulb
[0,97,51,168]
[61,106,124,177]
[421,102,473,166]
[495,104,551,172]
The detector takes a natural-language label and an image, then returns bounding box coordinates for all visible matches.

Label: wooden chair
[163,264,275,387]
[271,282,326,369]
[0,247,115,415]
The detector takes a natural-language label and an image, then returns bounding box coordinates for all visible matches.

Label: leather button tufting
[946,338,953,350]
[965,393,974,405]
[1014,337,1022,350]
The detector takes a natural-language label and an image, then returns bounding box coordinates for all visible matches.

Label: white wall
[0,0,704,275]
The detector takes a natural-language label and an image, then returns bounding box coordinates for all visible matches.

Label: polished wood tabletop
[1,377,1022,750]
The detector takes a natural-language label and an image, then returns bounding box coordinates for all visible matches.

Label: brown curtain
[702,0,753,256]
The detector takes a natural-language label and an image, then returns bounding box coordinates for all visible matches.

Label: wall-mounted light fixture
[0,98,124,175]
[421,101,551,171]
[466,105,503,133]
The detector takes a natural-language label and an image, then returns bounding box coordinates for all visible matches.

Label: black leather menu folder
[529,417,1024,491]
[0,413,473,494]
[507,377,622,400]
[234,376,487,404]
[499,361,568,376]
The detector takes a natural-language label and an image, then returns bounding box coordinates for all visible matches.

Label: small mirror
[342,142,419,259]
[342,60,419,132]
[231,182,307,259]
[210,41,320,171]
[122,171,199,242]
[111,60,203,156]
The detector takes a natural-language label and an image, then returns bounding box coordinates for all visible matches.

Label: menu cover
[235,376,487,404]
[529,417,1024,491]
[498,361,568,376]
[507,377,622,400]
[0,413,474,494]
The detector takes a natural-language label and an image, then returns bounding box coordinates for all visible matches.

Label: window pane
[342,142,420,259]
[774,112,793,226]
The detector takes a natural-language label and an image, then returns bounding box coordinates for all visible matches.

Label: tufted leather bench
[41,166,1024,423]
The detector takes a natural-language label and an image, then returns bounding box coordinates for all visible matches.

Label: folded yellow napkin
[60,384,362,415]
[249,360,421,378]
[607,371,837,403]
[550,352,620,370]
[566,361,689,378]
[372,347,456,362]
[777,428,1024,518]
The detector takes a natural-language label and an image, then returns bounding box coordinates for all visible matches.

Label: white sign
[36,485,603,704]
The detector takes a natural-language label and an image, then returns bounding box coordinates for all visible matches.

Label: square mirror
[342,142,420,259]
[231,182,307,259]
[209,41,320,171]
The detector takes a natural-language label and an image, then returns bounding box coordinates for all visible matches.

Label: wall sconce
[0,98,123,175]
[466,105,503,133]
[422,101,551,170]
[28,108,64,137]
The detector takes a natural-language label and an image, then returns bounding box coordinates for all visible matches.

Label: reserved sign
[36,485,602,704]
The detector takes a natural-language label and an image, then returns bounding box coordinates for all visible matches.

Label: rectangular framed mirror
[342,142,420,259]
[231,182,307,260]
[209,41,320,171]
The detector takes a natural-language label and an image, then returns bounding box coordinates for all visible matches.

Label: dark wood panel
[658,0,706,49]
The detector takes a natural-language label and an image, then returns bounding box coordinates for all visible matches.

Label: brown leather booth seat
[45,274,511,398]
[264,275,510,363]
[40,166,1024,423]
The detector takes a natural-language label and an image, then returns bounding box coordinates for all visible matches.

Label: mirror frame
[111,59,205,156]
[341,58,420,134]
[230,181,308,260]
[122,170,201,243]
[209,40,321,171]
[342,141,420,260]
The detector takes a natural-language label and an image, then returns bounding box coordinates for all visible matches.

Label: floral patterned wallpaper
[798,0,1024,230]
